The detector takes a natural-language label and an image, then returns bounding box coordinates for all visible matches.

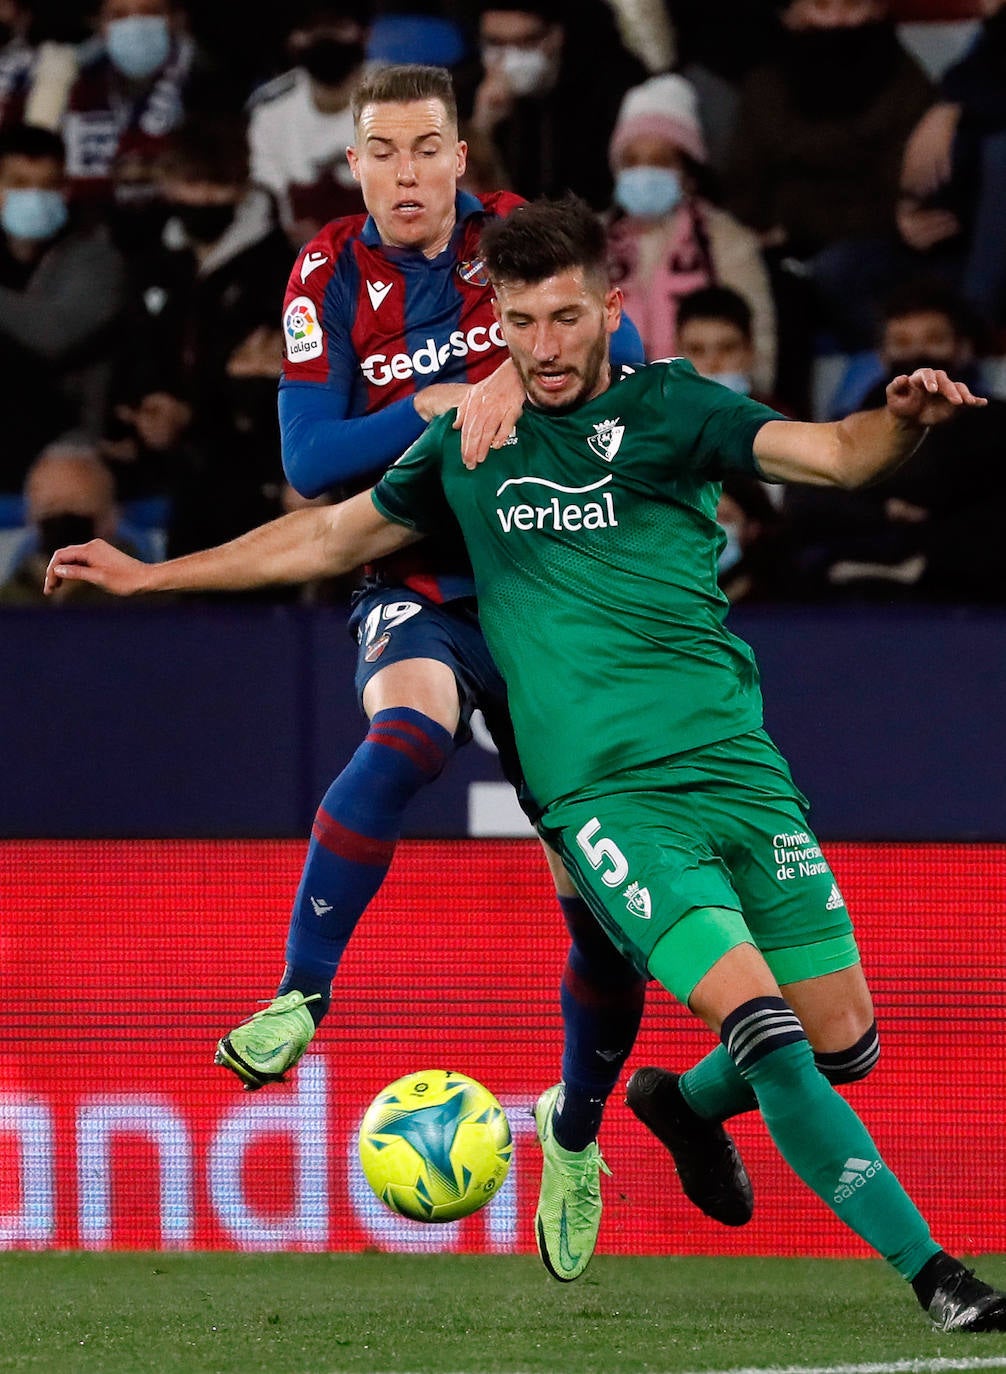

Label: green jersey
[373,359,783,808]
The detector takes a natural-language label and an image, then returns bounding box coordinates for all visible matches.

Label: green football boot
[532,1083,611,1282]
[214,991,320,1090]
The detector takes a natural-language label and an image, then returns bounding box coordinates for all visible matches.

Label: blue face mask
[614,166,683,220]
[718,522,744,575]
[105,14,171,80]
[1,187,68,241]
[708,371,752,396]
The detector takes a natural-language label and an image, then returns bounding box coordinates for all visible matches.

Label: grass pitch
[4,1253,1006,1374]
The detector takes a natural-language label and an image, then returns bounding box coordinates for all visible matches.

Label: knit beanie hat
[608,73,707,170]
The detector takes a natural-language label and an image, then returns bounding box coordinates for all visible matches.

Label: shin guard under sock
[279,708,454,1024]
[724,997,939,1279]
[553,893,646,1151]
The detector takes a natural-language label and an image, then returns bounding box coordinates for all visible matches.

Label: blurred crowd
[1,0,1005,607]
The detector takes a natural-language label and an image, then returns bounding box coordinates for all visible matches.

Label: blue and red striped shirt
[280,189,524,602]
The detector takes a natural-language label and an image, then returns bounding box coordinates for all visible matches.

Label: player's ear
[604,285,623,335]
[455,139,468,179]
[346,145,361,182]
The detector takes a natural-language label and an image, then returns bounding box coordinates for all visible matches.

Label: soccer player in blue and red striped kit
[214,65,664,1268]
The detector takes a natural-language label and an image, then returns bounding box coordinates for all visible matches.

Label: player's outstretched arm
[753,368,986,489]
[44,491,422,598]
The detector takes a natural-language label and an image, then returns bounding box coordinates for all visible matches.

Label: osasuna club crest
[588,417,624,461]
[624,881,651,919]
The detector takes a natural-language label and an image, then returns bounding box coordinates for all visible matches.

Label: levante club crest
[457,257,490,287]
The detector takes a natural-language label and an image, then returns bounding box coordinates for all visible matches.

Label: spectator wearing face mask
[247,2,370,247]
[463,0,646,208]
[676,283,790,409]
[675,283,794,602]
[107,113,293,555]
[41,0,233,213]
[0,121,126,493]
[0,435,149,604]
[605,73,776,392]
[782,278,1006,603]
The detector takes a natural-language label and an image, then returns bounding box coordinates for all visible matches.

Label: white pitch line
[359,1361,1006,1374]
[677,1359,1006,1374]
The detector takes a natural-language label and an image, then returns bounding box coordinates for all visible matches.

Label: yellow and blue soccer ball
[358,1069,512,1222]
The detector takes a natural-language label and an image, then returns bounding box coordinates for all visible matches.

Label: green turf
[4,1253,1006,1374]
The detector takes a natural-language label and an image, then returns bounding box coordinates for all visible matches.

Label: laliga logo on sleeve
[284,296,324,360]
[587,417,624,461]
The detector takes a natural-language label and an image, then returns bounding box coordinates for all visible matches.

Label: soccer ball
[358,1069,513,1223]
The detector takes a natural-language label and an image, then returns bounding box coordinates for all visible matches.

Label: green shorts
[538,729,858,1004]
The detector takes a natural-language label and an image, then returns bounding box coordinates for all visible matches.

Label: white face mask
[482,43,554,97]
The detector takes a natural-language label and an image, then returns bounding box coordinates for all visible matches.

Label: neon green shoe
[532,1083,611,1282]
[214,991,320,1090]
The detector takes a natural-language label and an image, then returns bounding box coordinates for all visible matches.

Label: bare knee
[362,658,460,733]
[783,964,879,1084]
[813,1020,880,1085]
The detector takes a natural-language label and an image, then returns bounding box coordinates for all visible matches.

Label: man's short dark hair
[880,277,977,343]
[481,194,608,288]
[0,122,65,167]
[478,0,563,25]
[155,114,250,187]
[677,285,753,340]
[351,64,457,130]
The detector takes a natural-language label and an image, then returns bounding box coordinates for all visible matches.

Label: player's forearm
[828,406,929,489]
[138,509,349,593]
[280,388,425,497]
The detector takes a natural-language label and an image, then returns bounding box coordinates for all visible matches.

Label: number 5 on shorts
[575,817,629,887]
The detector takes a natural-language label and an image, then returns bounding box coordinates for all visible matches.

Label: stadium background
[3,603,1004,1256]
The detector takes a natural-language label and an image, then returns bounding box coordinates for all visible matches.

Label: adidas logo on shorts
[825,883,845,911]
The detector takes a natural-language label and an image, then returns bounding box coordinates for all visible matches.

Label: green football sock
[743,1037,938,1280]
[679,1045,756,1122]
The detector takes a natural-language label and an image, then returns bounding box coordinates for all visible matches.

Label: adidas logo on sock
[834,1155,883,1204]
[825,883,845,911]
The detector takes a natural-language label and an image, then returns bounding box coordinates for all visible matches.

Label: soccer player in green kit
[46,196,1005,1332]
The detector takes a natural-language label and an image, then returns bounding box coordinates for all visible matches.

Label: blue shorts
[347,588,525,792]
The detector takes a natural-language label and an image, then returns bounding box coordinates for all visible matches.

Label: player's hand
[453,359,525,469]
[885,368,986,428]
[44,540,152,597]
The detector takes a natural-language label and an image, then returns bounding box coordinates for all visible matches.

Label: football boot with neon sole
[214,990,319,1090]
[532,1083,611,1282]
[625,1066,753,1226]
